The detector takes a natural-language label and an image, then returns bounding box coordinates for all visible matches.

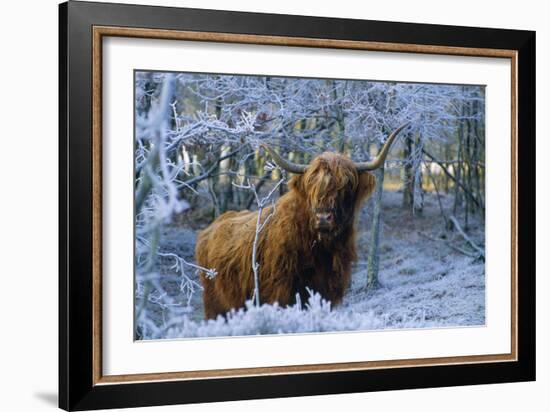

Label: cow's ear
[356,172,376,203]
[288,175,305,195]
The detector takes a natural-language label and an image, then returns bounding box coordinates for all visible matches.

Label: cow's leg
[201,277,226,319]
[203,299,225,319]
[263,274,294,307]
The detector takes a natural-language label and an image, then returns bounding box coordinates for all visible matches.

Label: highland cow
[196,124,409,319]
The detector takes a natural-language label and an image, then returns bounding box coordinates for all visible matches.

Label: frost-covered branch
[232,162,286,307]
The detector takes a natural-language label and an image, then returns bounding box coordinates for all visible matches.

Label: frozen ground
[140,190,485,339]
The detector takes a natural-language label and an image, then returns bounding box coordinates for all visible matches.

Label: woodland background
[134,71,486,339]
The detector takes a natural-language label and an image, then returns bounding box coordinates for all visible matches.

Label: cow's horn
[355,122,411,172]
[260,143,308,174]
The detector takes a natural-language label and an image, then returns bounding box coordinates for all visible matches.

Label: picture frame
[59,1,535,410]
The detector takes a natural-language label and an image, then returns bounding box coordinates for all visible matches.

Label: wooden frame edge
[96,353,515,385]
[94,26,517,58]
[511,52,519,361]
[91,26,519,386]
[92,27,103,385]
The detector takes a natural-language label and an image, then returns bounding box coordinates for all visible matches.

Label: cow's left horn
[355,122,411,172]
[260,143,308,174]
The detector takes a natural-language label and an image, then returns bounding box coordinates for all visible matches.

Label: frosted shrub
[158,290,385,339]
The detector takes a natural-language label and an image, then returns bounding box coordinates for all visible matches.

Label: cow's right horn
[260,143,308,174]
[354,122,410,172]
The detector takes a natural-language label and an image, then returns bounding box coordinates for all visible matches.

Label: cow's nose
[316,212,333,225]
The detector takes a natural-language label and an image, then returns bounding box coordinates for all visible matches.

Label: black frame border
[59,1,535,410]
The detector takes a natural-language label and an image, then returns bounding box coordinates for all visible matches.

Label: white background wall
[0,0,546,411]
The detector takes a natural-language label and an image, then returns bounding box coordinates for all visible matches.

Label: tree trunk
[402,133,413,209]
[413,134,424,214]
[453,113,464,216]
[218,144,233,213]
[367,166,385,289]
[463,99,472,230]
[443,142,451,193]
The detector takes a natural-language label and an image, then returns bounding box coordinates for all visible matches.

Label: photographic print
[134,71,486,340]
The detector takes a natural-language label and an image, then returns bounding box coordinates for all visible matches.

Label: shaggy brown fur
[196,152,376,319]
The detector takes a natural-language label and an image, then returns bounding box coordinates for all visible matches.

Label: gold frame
[91,26,518,386]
